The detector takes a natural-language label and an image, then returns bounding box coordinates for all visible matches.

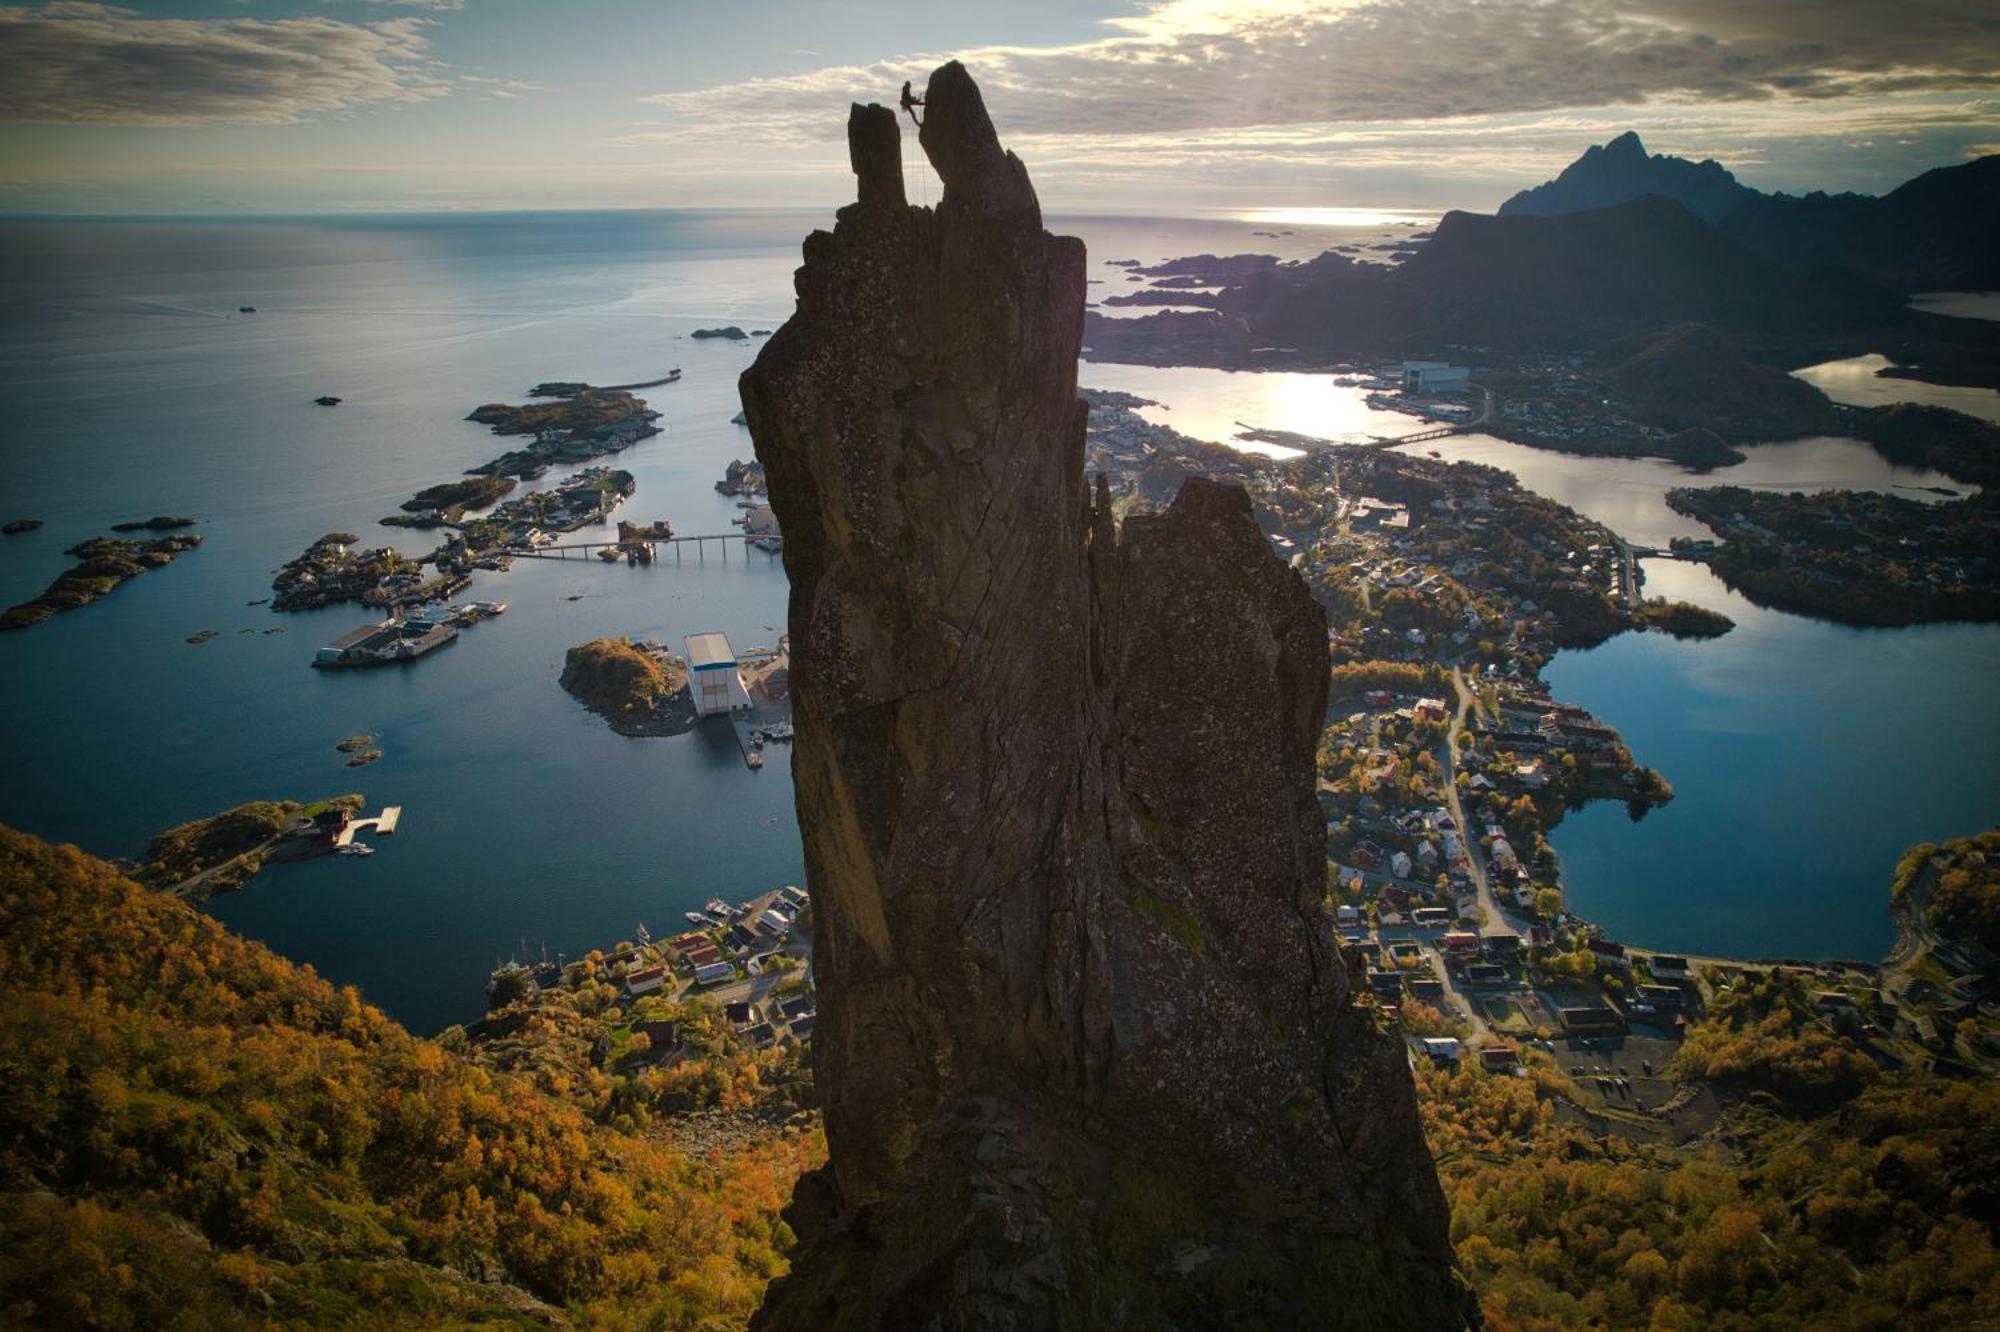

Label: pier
[335,805,402,846]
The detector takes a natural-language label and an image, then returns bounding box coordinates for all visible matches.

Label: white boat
[684,910,710,925]
[704,897,730,916]
[337,844,374,857]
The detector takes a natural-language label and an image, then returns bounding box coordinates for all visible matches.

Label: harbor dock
[334,805,402,847]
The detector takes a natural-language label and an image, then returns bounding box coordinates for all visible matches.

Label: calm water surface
[1794,352,2000,424]
[0,209,1413,1031]
[3,214,1992,1020]
[1545,562,1999,961]
[1391,417,1994,961]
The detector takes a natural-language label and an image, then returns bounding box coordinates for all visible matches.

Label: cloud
[0,3,450,126]
[641,0,2000,146]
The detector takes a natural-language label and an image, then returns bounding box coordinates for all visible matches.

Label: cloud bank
[641,0,2000,146]
[0,4,447,126]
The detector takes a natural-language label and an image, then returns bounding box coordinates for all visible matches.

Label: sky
[0,0,1995,216]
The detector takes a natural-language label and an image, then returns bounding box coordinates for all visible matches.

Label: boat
[239,305,257,313]
[704,897,730,915]
[685,910,710,925]
[747,750,763,769]
[337,844,374,857]
[313,395,341,407]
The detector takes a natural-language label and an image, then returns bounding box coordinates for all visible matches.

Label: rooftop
[685,631,736,669]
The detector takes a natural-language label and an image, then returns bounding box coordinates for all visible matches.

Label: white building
[1390,850,1414,880]
[686,631,754,716]
[1401,361,1472,393]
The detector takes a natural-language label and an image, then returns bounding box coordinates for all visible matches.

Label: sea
[1,209,1993,1028]
[0,207,1422,1032]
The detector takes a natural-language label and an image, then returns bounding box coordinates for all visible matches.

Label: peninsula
[133,794,365,902]
[1667,486,2000,625]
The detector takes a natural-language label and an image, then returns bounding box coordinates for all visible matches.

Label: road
[162,827,297,900]
[1440,664,1514,931]
[1611,536,1642,610]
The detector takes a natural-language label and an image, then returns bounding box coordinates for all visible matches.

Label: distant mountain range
[1499,133,2000,292]
[1085,136,2000,386]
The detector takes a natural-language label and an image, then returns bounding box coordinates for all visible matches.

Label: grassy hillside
[0,826,818,1329]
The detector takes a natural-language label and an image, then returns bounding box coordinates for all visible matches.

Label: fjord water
[0,212,817,1032]
[1544,561,1999,962]
[0,208,1403,1032]
[1395,431,1996,960]
[2,211,1993,1023]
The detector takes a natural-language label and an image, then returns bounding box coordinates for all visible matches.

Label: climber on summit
[899,80,924,128]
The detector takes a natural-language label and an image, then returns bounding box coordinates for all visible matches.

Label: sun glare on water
[1234,206,1431,228]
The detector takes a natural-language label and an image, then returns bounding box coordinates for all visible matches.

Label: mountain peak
[1500,132,1757,225]
[1602,130,1648,160]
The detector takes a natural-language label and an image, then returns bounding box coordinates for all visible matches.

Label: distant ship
[314,395,342,407]
[239,305,257,313]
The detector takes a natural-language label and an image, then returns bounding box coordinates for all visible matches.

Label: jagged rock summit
[1499,130,1758,225]
[740,61,1475,1329]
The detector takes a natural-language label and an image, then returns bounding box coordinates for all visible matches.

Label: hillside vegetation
[7,821,2000,1329]
[0,826,817,1329]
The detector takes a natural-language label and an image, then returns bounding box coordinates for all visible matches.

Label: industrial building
[685,631,754,715]
[1400,361,1471,393]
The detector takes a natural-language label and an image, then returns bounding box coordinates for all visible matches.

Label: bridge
[506,532,775,561]
[1383,423,1460,446]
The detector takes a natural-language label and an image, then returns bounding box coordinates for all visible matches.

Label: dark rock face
[741,62,1473,1329]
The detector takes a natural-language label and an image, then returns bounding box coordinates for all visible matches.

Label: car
[1641,1059,1653,1074]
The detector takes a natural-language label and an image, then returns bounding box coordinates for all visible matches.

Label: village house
[1649,954,1691,980]
[1559,1004,1627,1036]
[1588,938,1631,971]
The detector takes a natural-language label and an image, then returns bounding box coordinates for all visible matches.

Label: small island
[560,636,697,737]
[1668,486,1999,625]
[2,532,202,630]
[109,516,199,532]
[691,326,748,340]
[465,389,660,480]
[1638,598,1736,638]
[385,474,518,526]
[271,533,452,611]
[716,458,766,496]
[135,795,364,902]
[2,518,42,535]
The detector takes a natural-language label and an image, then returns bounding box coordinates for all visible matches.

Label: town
[1075,368,1999,1110]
